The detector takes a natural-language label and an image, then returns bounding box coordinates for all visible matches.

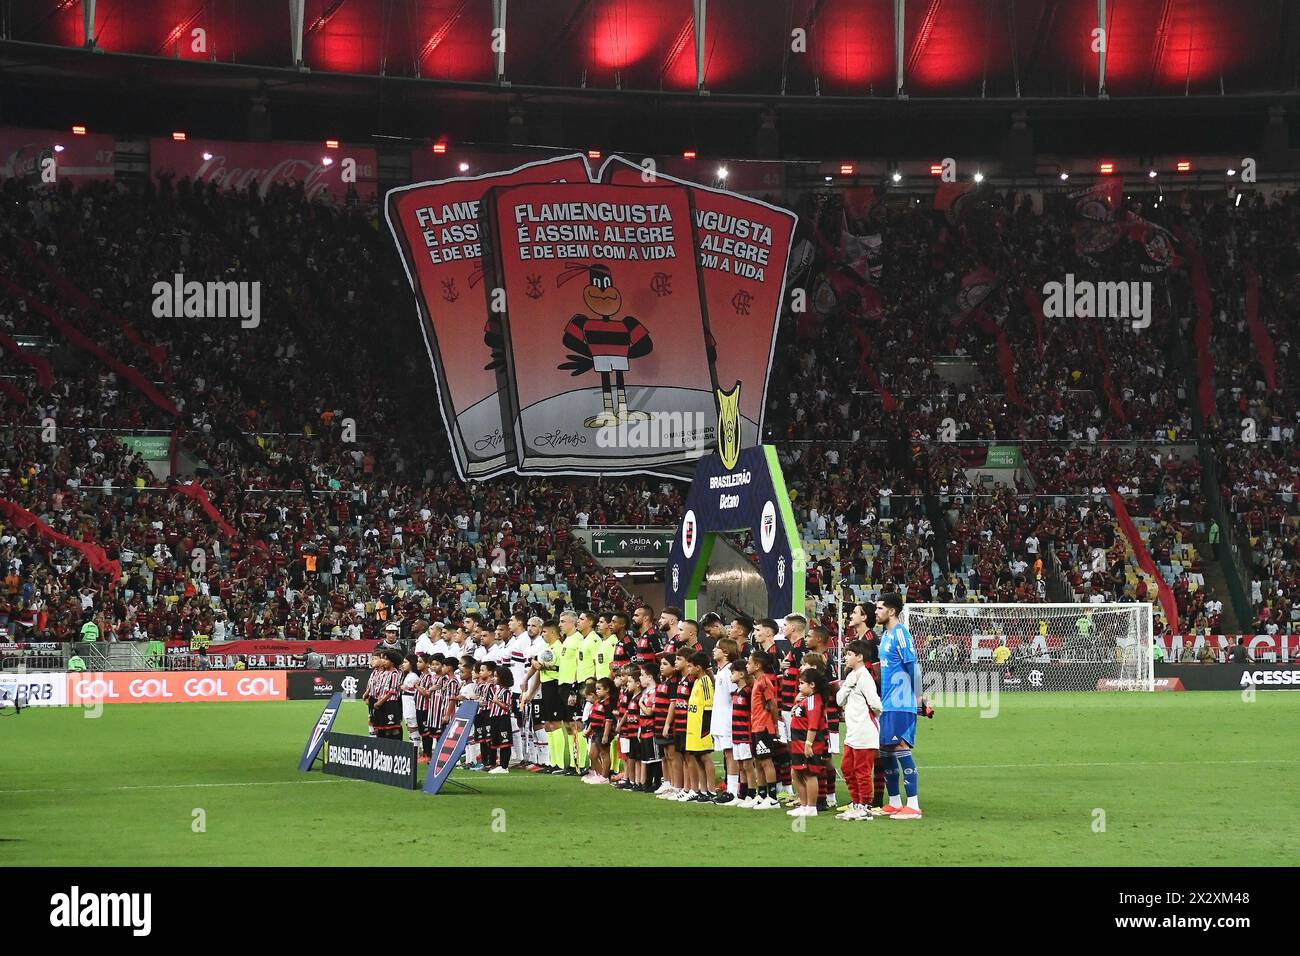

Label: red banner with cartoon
[150,137,377,202]
[482,181,717,475]
[385,155,592,479]
[599,155,796,454]
[0,127,114,184]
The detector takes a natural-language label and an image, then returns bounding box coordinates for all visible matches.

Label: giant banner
[0,127,114,184]
[150,137,378,202]
[599,156,795,451]
[482,180,718,475]
[386,154,592,478]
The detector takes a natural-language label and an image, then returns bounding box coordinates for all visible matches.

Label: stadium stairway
[1199,557,1243,634]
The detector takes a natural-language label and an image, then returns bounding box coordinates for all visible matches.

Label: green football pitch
[2,691,1296,866]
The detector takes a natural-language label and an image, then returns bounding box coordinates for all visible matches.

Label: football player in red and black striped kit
[631,605,662,666]
[776,614,808,800]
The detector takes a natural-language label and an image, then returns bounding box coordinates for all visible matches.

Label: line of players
[361,596,926,819]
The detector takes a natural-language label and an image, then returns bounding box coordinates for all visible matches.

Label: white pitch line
[0,778,348,796]
[920,758,1298,770]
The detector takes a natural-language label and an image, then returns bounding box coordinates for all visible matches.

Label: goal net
[900,603,1155,692]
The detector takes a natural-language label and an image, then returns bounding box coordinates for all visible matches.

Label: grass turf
[2,691,1296,866]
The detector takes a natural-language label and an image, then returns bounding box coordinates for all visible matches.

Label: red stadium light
[929,163,943,176]
[1176,160,1192,173]
[588,149,602,160]
[325,139,340,149]
[432,141,448,154]
[1098,161,1115,175]
[682,150,696,160]
[839,163,855,176]
[172,131,186,142]
[72,125,86,136]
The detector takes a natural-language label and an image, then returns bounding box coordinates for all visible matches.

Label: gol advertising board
[66,671,287,704]
[322,732,418,789]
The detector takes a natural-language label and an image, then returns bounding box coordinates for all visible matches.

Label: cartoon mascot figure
[556,262,654,428]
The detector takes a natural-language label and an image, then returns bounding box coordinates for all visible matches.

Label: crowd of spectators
[6,173,1299,651]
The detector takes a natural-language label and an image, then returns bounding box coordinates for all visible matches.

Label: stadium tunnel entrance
[665,444,806,621]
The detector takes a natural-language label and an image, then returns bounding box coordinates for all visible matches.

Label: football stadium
[0,0,1295,915]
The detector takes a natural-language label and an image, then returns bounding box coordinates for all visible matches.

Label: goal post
[900,603,1155,692]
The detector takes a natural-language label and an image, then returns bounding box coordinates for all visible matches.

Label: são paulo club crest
[777,555,786,588]
[682,510,698,559]
[760,500,777,553]
[671,563,680,593]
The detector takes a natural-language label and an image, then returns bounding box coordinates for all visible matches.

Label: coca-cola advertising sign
[0,126,115,184]
[151,138,378,201]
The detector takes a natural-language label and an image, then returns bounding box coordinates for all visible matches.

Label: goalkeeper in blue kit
[875,593,923,819]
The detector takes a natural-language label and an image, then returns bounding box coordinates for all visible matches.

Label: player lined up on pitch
[359,594,930,819]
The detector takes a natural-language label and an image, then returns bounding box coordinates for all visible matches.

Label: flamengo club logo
[682,510,698,559]
[341,675,359,698]
[777,555,786,588]
[435,717,472,776]
[760,500,777,553]
[671,563,681,593]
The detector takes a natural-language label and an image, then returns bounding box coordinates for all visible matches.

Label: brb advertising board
[66,671,287,704]
[665,444,805,620]
[0,672,67,707]
[322,732,418,789]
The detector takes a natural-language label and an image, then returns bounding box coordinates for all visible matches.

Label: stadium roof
[2,2,1298,159]
[7,0,1299,99]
